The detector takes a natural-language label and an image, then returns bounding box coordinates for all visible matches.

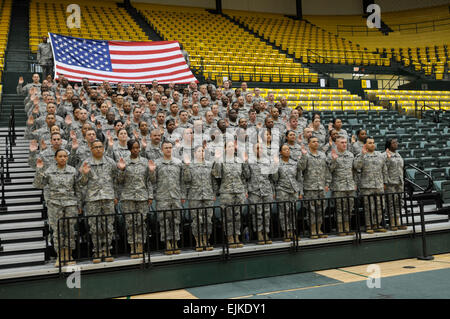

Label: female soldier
[183,146,217,251]
[273,144,303,241]
[117,139,153,258]
[106,128,130,162]
[384,138,406,231]
[285,130,302,161]
[212,141,250,248]
[33,149,79,267]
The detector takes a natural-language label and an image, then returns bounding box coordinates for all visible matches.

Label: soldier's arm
[297,153,308,171]
[327,153,337,173]
[296,162,304,196]
[145,167,154,200]
[32,167,47,189]
[382,156,388,185]
[28,151,38,169]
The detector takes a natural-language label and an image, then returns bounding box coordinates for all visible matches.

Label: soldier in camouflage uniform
[247,143,277,244]
[327,136,357,236]
[212,141,250,248]
[148,141,185,255]
[78,140,120,263]
[33,149,79,267]
[183,146,217,251]
[383,138,406,231]
[273,144,303,241]
[117,139,153,258]
[354,137,388,233]
[141,129,163,161]
[298,136,331,239]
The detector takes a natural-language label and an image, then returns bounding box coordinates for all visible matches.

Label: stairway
[0,94,27,127]
[5,0,30,74]
[0,127,47,269]
[120,2,163,42]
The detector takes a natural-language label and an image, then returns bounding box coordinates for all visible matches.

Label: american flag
[48,33,198,84]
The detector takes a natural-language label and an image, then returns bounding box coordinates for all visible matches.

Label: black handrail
[405,164,434,193]
[414,100,443,122]
[0,156,6,212]
[337,17,450,35]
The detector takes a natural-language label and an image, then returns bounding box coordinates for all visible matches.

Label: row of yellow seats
[261,89,350,95]
[367,90,450,95]
[206,73,317,83]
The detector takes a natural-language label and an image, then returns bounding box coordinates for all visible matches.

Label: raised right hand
[148,160,156,172]
[29,140,38,152]
[36,158,44,169]
[80,162,91,175]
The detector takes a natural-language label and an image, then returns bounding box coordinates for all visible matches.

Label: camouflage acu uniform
[141,143,163,162]
[183,160,217,237]
[106,142,130,162]
[212,160,250,237]
[247,159,276,233]
[383,151,404,228]
[78,156,119,254]
[117,157,153,247]
[149,157,185,242]
[327,150,356,225]
[273,159,303,232]
[33,164,80,253]
[298,151,331,225]
[354,151,388,229]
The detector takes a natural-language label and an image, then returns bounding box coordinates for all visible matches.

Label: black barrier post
[417,203,434,261]
[0,156,6,212]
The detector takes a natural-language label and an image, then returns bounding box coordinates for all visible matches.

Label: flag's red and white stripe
[51,39,198,84]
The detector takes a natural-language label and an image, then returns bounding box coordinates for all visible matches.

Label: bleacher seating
[260,88,380,111]
[225,10,389,67]
[134,3,318,83]
[366,89,450,113]
[306,5,450,79]
[28,0,149,53]
[0,0,12,85]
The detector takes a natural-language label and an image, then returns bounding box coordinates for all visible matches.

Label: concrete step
[4,184,37,191]
[2,178,34,184]
[0,230,43,242]
[0,252,45,267]
[4,197,41,205]
[0,212,42,222]
[4,204,43,212]
[1,241,46,253]
[0,220,45,232]
[402,214,449,225]
[4,190,42,197]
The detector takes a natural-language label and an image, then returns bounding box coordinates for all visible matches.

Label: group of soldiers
[20,74,406,266]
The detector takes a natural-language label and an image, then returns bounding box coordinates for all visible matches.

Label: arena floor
[119,253,450,299]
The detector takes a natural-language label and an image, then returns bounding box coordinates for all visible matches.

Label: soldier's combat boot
[345,222,355,235]
[310,224,318,239]
[194,236,203,252]
[283,231,291,242]
[92,250,102,264]
[173,240,181,254]
[264,232,273,244]
[228,235,237,248]
[65,248,76,266]
[318,223,328,238]
[131,243,144,259]
[104,248,114,262]
[235,234,243,248]
[366,226,374,234]
[337,222,346,236]
[203,235,213,251]
[165,241,173,255]
[54,249,63,268]
[257,231,265,245]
